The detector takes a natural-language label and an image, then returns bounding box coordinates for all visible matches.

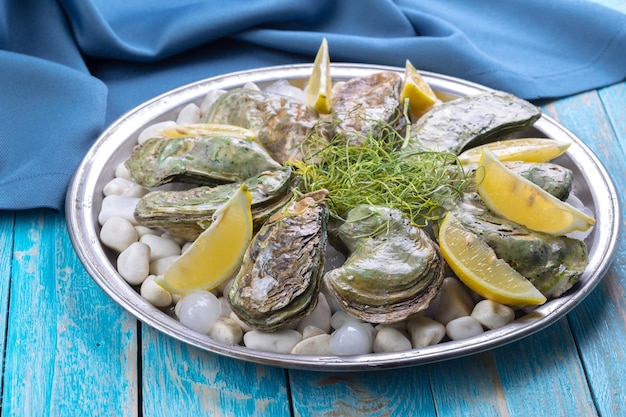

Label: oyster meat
[203,88,319,164]
[324,205,445,324]
[134,168,295,241]
[125,135,282,188]
[228,190,329,332]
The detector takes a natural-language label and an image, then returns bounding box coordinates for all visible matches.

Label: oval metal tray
[66,63,620,371]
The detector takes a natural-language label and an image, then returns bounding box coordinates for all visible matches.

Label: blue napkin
[1,0,624,211]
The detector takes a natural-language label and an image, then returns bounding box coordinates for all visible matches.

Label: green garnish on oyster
[290,118,470,228]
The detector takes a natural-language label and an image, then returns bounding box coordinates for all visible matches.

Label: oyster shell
[324,205,445,324]
[451,193,588,298]
[331,71,404,145]
[465,161,573,201]
[125,135,282,188]
[228,190,329,331]
[203,88,319,164]
[406,91,541,154]
[134,168,295,241]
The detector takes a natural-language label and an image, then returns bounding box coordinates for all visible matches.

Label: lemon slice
[458,138,571,166]
[439,212,547,306]
[400,59,439,118]
[155,184,253,294]
[476,148,595,235]
[305,38,332,114]
[159,123,256,140]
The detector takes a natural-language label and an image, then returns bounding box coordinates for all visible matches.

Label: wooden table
[2,7,625,417]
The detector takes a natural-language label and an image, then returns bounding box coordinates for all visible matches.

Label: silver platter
[66,63,620,371]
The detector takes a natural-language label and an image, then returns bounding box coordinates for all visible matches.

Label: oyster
[125,135,282,188]
[228,190,329,332]
[203,88,318,164]
[331,71,404,145]
[324,205,445,324]
[134,168,295,241]
[451,193,588,298]
[465,161,573,201]
[406,91,541,154]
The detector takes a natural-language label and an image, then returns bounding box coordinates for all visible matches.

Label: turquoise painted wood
[2,210,139,416]
[0,211,14,403]
[141,327,292,416]
[545,84,626,416]
[289,367,436,417]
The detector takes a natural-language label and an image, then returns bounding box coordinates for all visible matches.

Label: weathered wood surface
[1,4,624,415]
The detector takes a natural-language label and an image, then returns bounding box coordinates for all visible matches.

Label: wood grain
[2,210,139,416]
[141,326,292,416]
[544,83,626,417]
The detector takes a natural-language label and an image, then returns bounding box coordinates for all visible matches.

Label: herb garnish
[289,119,470,227]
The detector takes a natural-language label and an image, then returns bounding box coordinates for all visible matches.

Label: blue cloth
[1,0,625,211]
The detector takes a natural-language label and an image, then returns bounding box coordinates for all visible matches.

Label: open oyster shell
[125,134,282,188]
[324,205,445,324]
[134,167,295,241]
[228,190,329,332]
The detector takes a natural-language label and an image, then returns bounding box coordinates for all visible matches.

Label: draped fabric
[1,0,624,210]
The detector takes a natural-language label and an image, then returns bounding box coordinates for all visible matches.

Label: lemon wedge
[305,38,332,114]
[458,138,571,166]
[159,123,257,141]
[400,59,439,118]
[155,184,253,294]
[476,148,595,235]
[439,212,547,306]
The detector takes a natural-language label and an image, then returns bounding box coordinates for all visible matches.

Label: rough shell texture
[125,135,282,188]
[228,190,329,331]
[134,168,294,241]
[324,205,445,324]
[452,193,588,298]
[203,88,318,164]
[407,91,541,154]
[331,71,404,145]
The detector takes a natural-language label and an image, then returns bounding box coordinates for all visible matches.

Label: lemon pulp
[400,59,439,118]
[438,212,547,306]
[476,149,595,236]
[155,184,253,294]
[458,138,570,166]
[305,38,332,114]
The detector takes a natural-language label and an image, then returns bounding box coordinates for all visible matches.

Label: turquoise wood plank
[428,320,595,416]
[288,367,436,417]
[141,326,291,416]
[544,84,626,416]
[3,210,139,416]
[0,211,14,400]
[495,319,596,416]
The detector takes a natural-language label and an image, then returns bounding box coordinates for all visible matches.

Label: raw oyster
[406,91,541,154]
[466,161,573,201]
[202,88,318,164]
[125,135,282,188]
[451,193,588,298]
[331,71,404,145]
[324,205,445,324]
[134,168,294,241]
[228,190,329,331]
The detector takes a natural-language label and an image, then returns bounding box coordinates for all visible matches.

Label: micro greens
[289,118,470,227]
